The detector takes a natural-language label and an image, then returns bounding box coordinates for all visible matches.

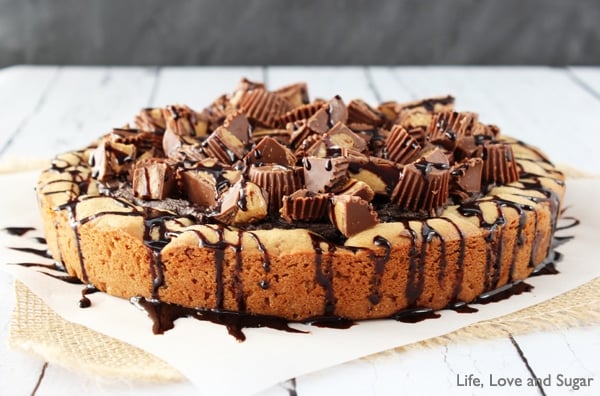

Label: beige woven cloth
[6,162,600,382]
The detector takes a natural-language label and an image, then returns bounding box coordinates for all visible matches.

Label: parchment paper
[1,171,599,396]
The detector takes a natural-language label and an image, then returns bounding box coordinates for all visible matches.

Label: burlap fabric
[6,163,600,382]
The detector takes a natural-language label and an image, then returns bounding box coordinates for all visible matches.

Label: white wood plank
[294,337,537,396]
[513,329,600,396]
[0,66,60,153]
[369,66,600,174]
[569,67,600,96]
[267,67,378,105]
[150,66,263,109]
[0,67,157,163]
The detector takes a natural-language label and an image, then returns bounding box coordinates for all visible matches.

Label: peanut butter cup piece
[223,111,253,145]
[347,99,384,127]
[273,82,310,108]
[280,189,331,223]
[386,125,422,164]
[91,141,137,181]
[181,160,241,210]
[307,95,348,134]
[427,111,477,151]
[134,108,166,133]
[251,127,291,146]
[481,143,519,185]
[132,158,175,200]
[248,165,304,213]
[110,128,163,157]
[322,121,368,153]
[240,89,293,128]
[201,126,248,165]
[213,180,269,225]
[246,136,296,166]
[162,128,204,158]
[336,179,375,202]
[390,148,451,213]
[163,104,209,138]
[229,78,266,108]
[303,156,349,193]
[277,102,324,126]
[329,195,380,237]
[399,95,455,113]
[450,157,483,201]
[348,156,402,196]
[288,120,317,149]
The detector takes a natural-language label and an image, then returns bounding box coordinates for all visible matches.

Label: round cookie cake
[37,79,565,322]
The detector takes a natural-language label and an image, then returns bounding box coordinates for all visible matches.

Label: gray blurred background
[1,0,599,67]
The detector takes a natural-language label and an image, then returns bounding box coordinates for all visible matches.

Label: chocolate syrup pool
[2,219,575,342]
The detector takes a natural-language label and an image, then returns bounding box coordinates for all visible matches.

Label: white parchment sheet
[1,172,599,396]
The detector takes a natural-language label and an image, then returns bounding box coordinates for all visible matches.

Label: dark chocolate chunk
[386,125,422,165]
[280,189,331,223]
[132,158,175,200]
[329,195,380,237]
[303,156,349,193]
[245,136,296,166]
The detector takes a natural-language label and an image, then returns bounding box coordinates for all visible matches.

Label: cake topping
[481,143,519,185]
[134,108,166,133]
[322,121,368,153]
[348,156,402,196]
[240,89,293,128]
[391,148,450,214]
[347,99,385,127]
[280,189,331,222]
[273,82,310,108]
[163,104,209,138]
[248,165,304,213]
[222,111,253,145]
[329,195,380,237]
[278,102,324,126]
[385,125,422,164]
[245,136,296,167]
[336,179,375,202]
[132,158,175,200]
[181,159,241,210]
[91,140,136,181]
[303,156,349,193]
[201,126,248,165]
[307,96,348,134]
[450,157,483,201]
[212,180,268,225]
[229,78,266,108]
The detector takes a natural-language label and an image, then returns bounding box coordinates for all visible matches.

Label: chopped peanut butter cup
[201,126,248,165]
[248,165,304,213]
[307,96,348,134]
[386,125,422,164]
[134,108,166,133]
[391,148,451,213]
[273,82,310,108]
[323,121,368,153]
[329,195,380,237]
[347,99,384,127]
[481,142,519,185]
[91,140,136,181]
[303,156,349,193]
[450,157,483,201]
[163,104,209,138]
[132,158,175,200]
[213,180,268,225]
[280,189,331,223]
[277,102,324,126]
[245,136,296,167]
[240,89,293,128]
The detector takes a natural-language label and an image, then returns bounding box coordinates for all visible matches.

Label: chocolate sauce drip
[446,302,478,314]
[9,246,52,259]
[404,223,420,307]
[233,231,246,311]
[42,273,83,284]
[131,297,306,341]
[13,262,63,271]
[393,307,441,323]
[473,281,533,305]
[190,228,230,310]
[368,236,392,305]
[304,316,355,329]
[556,216,580,231]
[310,233,337,315]
[442,217,466,302]
[2,227,36,236]
[79,285,99,308]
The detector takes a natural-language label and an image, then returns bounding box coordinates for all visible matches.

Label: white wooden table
[0,66,599,396]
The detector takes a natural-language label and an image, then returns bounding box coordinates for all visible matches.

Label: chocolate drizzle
[310,233,337,315]
[368,236,392,305]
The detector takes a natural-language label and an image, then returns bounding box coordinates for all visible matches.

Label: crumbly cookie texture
[37,79,565,321]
